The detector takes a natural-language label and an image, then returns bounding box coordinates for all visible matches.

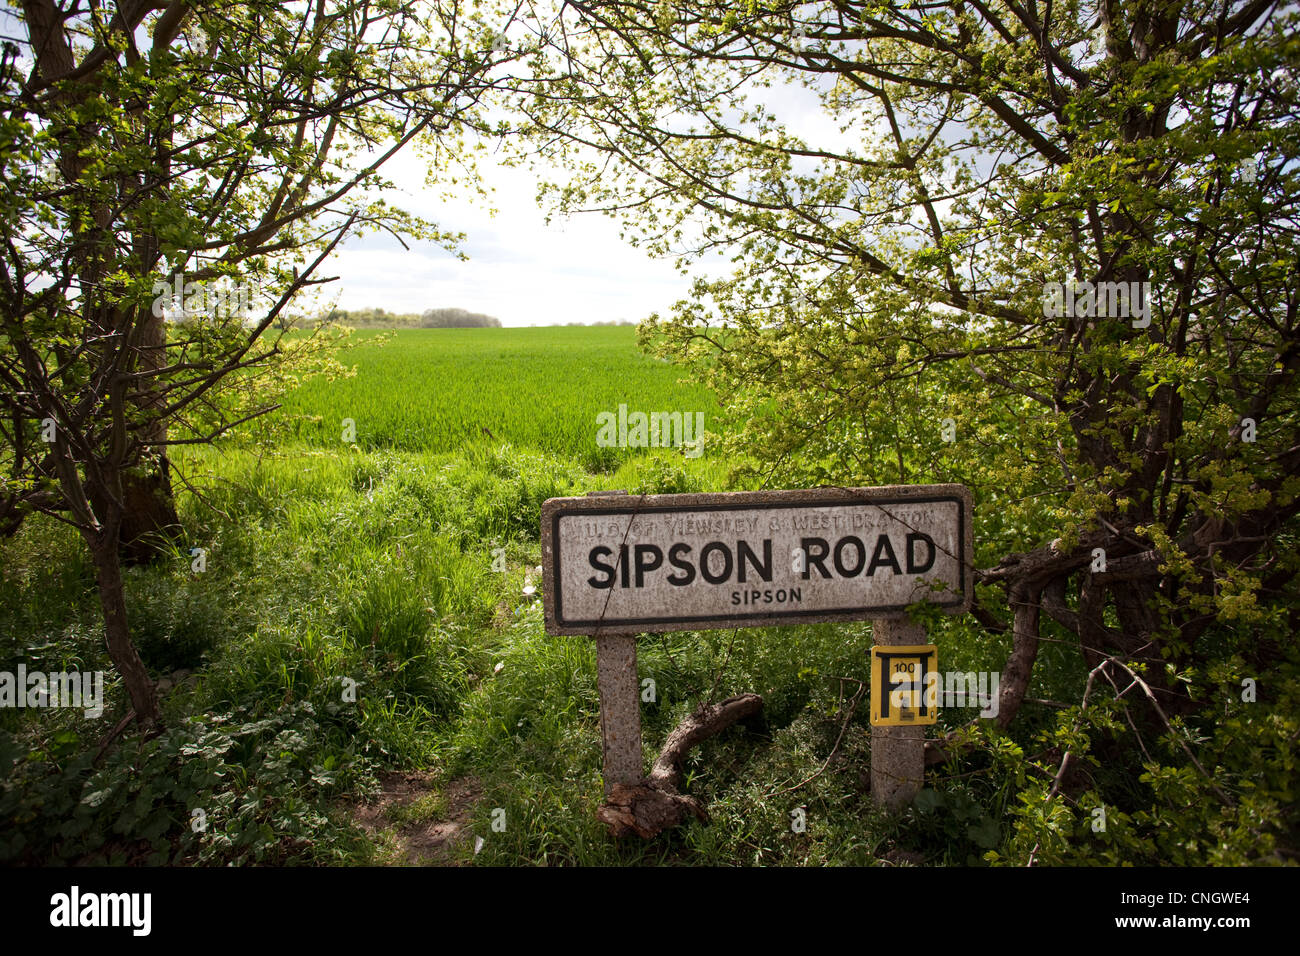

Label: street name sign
[540,484,973,811]
[542,485,973,636]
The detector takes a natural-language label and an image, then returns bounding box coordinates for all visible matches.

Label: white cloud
[321,149,692,326]
[317,65,868,327]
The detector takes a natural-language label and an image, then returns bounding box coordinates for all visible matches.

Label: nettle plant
[515,0,1300,859]
[0,702,368,865]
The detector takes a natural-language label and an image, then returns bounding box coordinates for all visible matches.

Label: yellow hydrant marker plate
[870,644,938,726]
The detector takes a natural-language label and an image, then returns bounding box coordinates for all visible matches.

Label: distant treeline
[321,307,502,328]
[318,307,636,328]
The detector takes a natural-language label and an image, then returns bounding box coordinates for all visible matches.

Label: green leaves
[0,702,369,865]
[909,785,1005,861]
[966,816,1001,850]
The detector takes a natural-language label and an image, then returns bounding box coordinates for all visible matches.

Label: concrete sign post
[580,491,643,797]
[541,485,972,806]
[594,632,642,794]
[870,620,932,809]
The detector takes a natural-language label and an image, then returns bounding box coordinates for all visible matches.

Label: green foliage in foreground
[2,436,1294,865]
[1,317,1294,866]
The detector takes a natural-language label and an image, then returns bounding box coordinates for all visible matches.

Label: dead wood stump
[597,692,763,838]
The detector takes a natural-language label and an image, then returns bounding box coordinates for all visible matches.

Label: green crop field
[279,326,726,468]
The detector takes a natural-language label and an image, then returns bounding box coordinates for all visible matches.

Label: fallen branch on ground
[597,692,763,838]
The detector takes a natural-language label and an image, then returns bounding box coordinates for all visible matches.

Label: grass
[0,326,1050,866]
[279,326,727,470]
[383,791,448,826]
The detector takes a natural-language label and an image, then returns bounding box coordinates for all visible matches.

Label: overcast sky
[322,75,850,328]
[322,147,694,327]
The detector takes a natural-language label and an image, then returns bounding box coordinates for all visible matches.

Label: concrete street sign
[542,485,972,635]
[543,484,974,812]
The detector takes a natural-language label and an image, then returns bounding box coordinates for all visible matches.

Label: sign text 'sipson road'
[542,485,973,635]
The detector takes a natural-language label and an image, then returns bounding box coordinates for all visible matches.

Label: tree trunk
[996,580,1043,729]
[118,307,180,564]
[87,529,160,727]
[118,456,180,565]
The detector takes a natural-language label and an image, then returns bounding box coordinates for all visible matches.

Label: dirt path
[349,771,483,865]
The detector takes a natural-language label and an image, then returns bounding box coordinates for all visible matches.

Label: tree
[420,306,501,327]
[514,1,1300,851]
[0,0,523,726]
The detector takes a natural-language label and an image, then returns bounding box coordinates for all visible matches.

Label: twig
[93,708,137,766]
[168,462,232,522]
[1027,661,1105,867]
[777,676,867,795]
[1109,658,1235,806]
